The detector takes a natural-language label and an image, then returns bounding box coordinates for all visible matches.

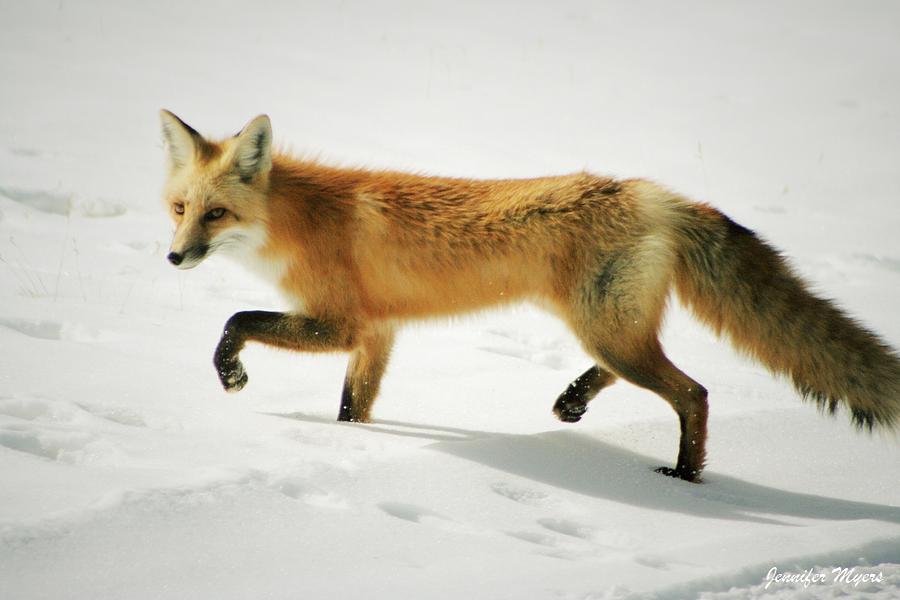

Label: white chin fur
[211,225,289,290]
[174,259,202,270]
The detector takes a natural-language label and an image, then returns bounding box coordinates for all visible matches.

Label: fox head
[159,110,272,269]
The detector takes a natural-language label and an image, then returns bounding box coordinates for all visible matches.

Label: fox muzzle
[167,244,209,269]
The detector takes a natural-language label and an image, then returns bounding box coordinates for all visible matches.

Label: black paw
[216,359,248,393]
[654,466,702,483]
[337,412,369,424]
[337,404,370,423]
[553,401,587,423]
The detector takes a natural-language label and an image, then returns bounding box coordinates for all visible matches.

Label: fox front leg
[213,311,356,392]
[337,324,395,422]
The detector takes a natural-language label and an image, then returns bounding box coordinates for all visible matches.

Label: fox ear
[160,110,204,170]
[233,114,272,181]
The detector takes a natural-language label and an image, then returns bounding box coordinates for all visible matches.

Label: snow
[1,0,899,598]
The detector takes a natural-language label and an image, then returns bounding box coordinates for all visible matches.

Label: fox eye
[173,203,185,215]
[205,207,227,221]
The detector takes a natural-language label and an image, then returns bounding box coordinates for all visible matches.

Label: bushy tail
[671,202,900,431]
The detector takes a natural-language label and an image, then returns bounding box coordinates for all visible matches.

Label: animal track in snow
[377,501,479,534]
[490,482,551,506]
[0,395,88,425]
[536,517,596,540]
[0,428,95,462]
[0,396,60,421]
[506,527,600,562]
[0,395,147,430]
[270,476,348,509]
[506,530,558,547]
[0,186,72,215]
[479,326,573,370]
[478,345,567,370]
[0,410,127,465]
[76,403,147,428]
[633,554,669,570]
[378,501,443,523]
[0,318,63,340]
[105,240,162,256]
[0,185,125,217]
[0,317,119,343]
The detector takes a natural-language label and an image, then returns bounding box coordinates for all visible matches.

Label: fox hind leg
[576,314,709,481]
[553,365,618,422]
[338,324,395,423]
[569,239,708,481]
[578,328,709,482]
[598,344,709,482]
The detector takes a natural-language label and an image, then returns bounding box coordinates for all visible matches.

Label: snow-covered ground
[1,1,899,598]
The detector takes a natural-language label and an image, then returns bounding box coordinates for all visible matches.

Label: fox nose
[167,251,183,266]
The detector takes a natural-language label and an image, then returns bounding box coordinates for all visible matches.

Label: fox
[159,110,900,482]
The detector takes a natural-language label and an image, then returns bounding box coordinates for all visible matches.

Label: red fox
[160,110,900,482]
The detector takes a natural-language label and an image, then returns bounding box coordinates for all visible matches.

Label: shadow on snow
[265,411,900,526]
